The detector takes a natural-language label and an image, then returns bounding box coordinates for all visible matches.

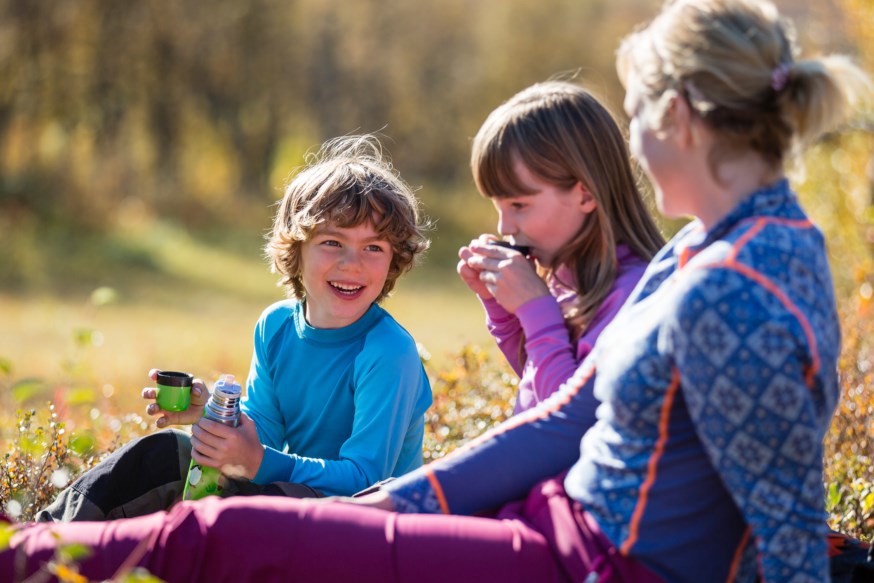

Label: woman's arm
[385,357,600,516]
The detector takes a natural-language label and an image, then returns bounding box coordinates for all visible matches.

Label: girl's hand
[190,411,264,480]
[143,368,208,428]
[466,240,549,313]
[457,235,499,299]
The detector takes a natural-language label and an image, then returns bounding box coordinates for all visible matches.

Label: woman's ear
[576,183,597,214]
[666,92,695,148]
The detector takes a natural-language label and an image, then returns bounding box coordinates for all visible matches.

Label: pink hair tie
[771,63,792,92]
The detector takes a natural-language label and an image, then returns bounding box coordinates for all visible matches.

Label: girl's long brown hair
[471,80,665,341]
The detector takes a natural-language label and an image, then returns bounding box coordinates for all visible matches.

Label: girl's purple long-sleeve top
[482,243,649,413]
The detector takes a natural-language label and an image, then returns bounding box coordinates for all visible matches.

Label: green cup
[155,371,193,412]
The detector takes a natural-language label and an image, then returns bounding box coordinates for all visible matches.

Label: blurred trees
[0,0,653,234]
[0,0,866,288]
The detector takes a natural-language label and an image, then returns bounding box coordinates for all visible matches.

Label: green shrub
[0,384,147,523]
[825,296,874,540]
[422,344,517,462]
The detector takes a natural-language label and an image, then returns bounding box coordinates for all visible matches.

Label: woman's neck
[695,152,784,230]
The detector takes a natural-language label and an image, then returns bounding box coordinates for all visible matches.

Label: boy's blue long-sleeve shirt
[243,300,432,497]
[387,180,839,583]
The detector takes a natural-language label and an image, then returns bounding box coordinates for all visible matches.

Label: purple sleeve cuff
[481,297,514,324]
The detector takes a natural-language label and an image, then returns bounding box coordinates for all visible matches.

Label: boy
[38,134,433,520]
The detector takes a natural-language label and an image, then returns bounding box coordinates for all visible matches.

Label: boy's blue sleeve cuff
[252,446,295,485]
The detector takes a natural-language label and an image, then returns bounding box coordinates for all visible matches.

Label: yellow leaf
[49,562,88,583]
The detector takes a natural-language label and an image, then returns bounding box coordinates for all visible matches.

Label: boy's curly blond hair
[266,135,430,303]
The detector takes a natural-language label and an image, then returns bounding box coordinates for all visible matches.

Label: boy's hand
[190,412,264,481]
[465,240,548,313]
[143,368,207,428]
[457,235,498,300]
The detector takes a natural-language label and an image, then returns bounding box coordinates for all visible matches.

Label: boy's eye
[321,239,341,247]
[365,244,386,253]
[510,202,527,210]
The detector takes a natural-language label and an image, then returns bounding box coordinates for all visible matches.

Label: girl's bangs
[476,138,535,198]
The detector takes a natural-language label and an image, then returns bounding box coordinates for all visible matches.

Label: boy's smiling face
[299,220,393,329]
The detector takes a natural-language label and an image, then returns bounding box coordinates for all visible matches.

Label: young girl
[458,81,665,413]
[2,2,869,581]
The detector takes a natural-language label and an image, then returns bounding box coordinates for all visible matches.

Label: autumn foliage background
[1,0,872,549]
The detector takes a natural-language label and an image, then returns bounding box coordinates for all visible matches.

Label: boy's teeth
[331,282,362,292]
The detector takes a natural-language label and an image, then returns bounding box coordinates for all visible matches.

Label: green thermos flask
[182,374,242,501]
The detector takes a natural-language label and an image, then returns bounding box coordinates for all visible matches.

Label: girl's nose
[497,212,516,236]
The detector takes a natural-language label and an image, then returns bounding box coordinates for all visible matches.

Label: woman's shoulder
[674,215,836,332]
